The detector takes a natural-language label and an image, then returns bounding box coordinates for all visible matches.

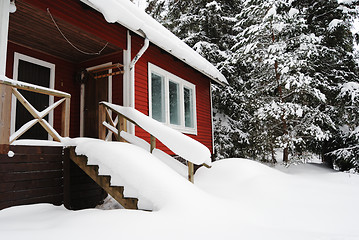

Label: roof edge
[80,0,227,86]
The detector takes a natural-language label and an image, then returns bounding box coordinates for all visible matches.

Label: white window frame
[148,63,197,135]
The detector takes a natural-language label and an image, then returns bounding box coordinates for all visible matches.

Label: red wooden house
[0,0,227,210]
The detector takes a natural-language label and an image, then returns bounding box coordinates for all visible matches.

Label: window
[184,87,194,128]
[149,63,197,134]
[151,72,165,122]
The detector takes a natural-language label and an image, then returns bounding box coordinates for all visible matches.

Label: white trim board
[0,0,10,75]
[11,52,55,140]
[148,63,197,135]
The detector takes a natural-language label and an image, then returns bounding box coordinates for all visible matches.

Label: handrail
[0,75,71,98]
[99,101,212,183]
[0,75,71,144]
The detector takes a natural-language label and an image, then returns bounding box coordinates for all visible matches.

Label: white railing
[0,75,70,144]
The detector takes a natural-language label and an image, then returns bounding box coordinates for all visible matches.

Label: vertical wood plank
[118,114,127,142]
[0,84,11,152]
[98,104,106,140]
[0,0,11,153]
[61,97,71,137]
[188,162,194,183]
[150,135,156,153]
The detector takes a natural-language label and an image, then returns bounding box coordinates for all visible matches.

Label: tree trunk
[271,146,277,164]
[274,60,289,163]
[272,32,289,163]
[283,144,289,163]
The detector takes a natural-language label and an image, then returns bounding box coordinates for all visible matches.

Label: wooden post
[188,162,194,183]
[118,114,127,142]
[0,0,11,154]
[150,135,156,153]
[0,84,11,153]
[98,104,106,140]
[61,97,70,137]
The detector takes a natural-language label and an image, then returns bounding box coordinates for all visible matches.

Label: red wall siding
[6,0,214,153]
[22,0,127,50]
[6,42,80,138]
[6,44,125,138]
[131,35,214,154]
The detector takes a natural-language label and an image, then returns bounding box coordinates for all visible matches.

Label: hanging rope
[47,8,109,55]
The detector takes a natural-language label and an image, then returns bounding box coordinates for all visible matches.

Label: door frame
[11,52,56,140]
[80,62,113,137]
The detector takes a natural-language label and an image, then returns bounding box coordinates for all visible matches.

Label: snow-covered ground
[0,158,358,240]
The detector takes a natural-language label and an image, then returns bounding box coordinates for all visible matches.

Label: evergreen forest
[141,0,359,172]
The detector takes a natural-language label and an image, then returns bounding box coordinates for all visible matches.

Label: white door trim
[80,62,113,137]
[11,52,55,140]
[0,0,10,76]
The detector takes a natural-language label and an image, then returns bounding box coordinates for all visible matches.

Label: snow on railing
[120,131,188,178]
[0,75,71,144]
[99,101,212,183]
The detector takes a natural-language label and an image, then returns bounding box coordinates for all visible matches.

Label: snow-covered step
[64,138,200,211]
[68,147,139,210]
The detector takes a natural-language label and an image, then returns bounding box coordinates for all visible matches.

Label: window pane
[169,81,180,125]
[184,87,194,128]
[151,73,165,122]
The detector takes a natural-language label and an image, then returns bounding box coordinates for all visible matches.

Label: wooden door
[83,70,108,138]
[15,59,51,140]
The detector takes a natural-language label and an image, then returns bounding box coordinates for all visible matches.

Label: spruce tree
[145,0,244,159]
[231,0,335,163]
[290,0,359,169]
[144,0,359,168]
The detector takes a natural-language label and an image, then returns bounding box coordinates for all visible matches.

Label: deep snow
[62,138,201,210]
[0,158,358,240]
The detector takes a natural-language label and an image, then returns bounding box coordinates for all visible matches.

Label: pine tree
[144,0,359,167]
[145,0,170,21]
[145,0,244,159]
[230,0,336,163]
[290,0,359,169]
[326,81,359,172]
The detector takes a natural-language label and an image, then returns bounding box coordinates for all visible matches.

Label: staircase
[68,147,139,210]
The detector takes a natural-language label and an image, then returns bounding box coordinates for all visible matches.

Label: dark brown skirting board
[0,145,106,210]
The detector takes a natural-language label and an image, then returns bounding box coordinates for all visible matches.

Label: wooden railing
[98,102,200,183]
[0,76,70,144]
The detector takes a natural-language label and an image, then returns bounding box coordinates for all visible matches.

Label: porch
[0,87,202,210]
[0,0,129,210]
[3,0,127,143]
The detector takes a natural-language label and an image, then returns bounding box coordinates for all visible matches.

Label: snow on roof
[81,0,228,85]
